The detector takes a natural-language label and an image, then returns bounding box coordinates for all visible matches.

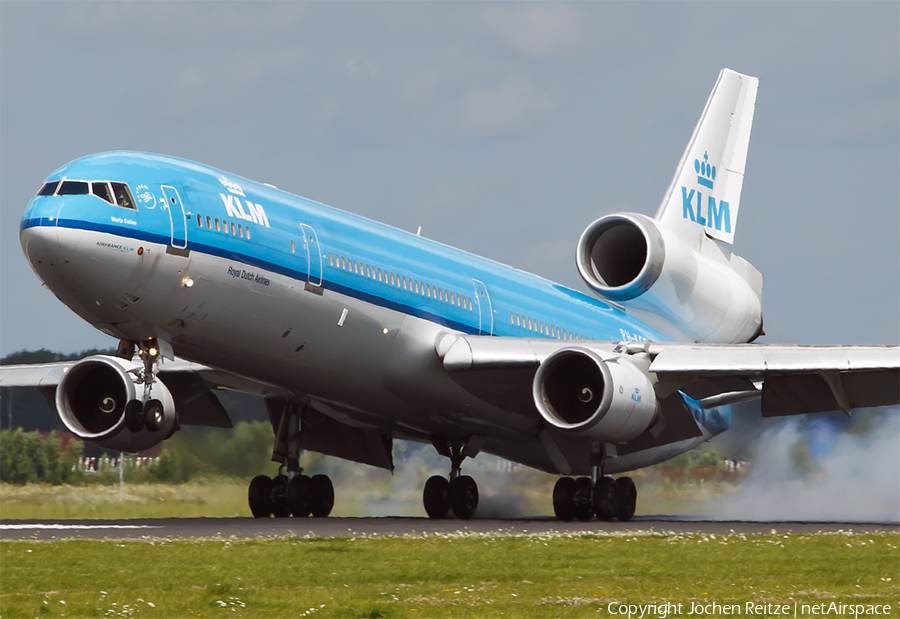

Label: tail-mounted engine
[55,355,176,452]
[576,213,762,343]
[533,347,658,443]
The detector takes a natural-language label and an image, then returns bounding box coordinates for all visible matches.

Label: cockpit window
[35,179,138,211]
[111,182,136,210]
[57,181,89,195]
[37,181,59,196]
[91,182,114,204]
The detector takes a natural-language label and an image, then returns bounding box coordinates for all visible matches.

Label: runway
[1,517,896,540]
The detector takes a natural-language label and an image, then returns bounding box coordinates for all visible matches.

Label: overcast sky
[1,2,897,356]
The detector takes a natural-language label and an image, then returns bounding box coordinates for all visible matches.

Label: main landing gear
[422,437,482,520]
[248,403,334,518]
[552,472,637,522]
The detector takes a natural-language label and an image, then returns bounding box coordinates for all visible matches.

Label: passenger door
[472,279,493,335]
[161,185,187,249]
[300,223,322,286]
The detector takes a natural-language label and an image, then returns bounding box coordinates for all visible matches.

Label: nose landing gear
[122,340,177,436]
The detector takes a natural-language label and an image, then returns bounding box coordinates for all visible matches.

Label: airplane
[2,68,898,521]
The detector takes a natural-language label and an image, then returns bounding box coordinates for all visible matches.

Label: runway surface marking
[1,524,163,530]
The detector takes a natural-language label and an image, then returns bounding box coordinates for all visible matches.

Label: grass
[1,531,897,618]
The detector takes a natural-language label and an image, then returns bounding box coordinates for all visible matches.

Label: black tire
[448,475,478,520]
[248,475,271,518]
[593,476,619,521]
[423,475,450,519]
[308,474,335,517]
[268,474,290,518]
[552,477,576,522]
[616,476,637,522]
[143,399,165,432]
[124,399,144,433]
[287,475,311,517]
[574,477,594,521]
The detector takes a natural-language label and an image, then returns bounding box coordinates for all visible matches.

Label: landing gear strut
[248,403,334,518]
[423,436,482,520]
[123,340,174,435]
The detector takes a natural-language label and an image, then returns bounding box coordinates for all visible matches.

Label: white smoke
[704,410,899,522]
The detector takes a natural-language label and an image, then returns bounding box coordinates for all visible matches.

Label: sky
[1,2,898,356]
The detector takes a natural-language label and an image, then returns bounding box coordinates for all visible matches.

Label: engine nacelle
[55,355,176,452]
[576,213,762,343]
[533,347,658,443]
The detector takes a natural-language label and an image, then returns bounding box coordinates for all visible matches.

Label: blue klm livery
[21,151,669,345]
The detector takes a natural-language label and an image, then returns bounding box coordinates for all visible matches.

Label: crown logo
[694,152,716,189]
[218,176,245,197]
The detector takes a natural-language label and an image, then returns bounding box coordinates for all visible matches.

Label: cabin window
[230,222,236,235]
[58,181,89,195]
[509,311,514,324]
[291,240,295,254]
[246,227,251,240]
[402,276,407,290]
[353,261,359,274]
[197,214,203,227]
[238,224,244,238]
[215,218,221,232]
[91,182,114,204]
[110,182,136,209]
[37,181,59,196]
[329,253,334,266]
[206,216,212,229]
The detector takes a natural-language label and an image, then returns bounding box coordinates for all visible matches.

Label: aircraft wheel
[308,474,335,517]
[268,474,291,518]
[616,477,637,522]
[593,476,619,521]
[248,475,272,518]
[423,475,450,519]
[552,477,576,521]
[124,399,144,432]
[448,475,478,520]
[287,475,311,517]
[574,477,594,521]
[143,399,165,432]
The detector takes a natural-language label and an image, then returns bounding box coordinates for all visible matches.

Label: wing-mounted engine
[576,213,762,343]
[533,347,658,443]
[55,355,176,452]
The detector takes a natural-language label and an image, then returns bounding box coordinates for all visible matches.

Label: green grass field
[2,531,897,618]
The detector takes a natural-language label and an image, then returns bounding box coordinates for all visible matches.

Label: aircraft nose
[20,197,62,281]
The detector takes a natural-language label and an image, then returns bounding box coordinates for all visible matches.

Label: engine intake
[56,356,176,452]
[533,347,658,443]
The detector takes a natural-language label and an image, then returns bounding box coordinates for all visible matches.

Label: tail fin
[655,69,758,245]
